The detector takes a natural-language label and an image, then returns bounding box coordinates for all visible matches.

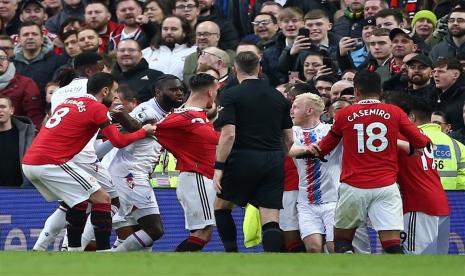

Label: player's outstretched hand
[411,147,424,157]
[142,124,157,137]
[307,144,321,156]
[213,169,223,193]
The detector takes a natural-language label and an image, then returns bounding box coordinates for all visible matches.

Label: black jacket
[197,14,239,51]
[112,59,164,103]
[436,74,465,131]
[332,15,363,38]
[430,34,465,60]
[13,38,68,94]
[451,128,465,145]
[407,83,438,108]
[12,116,36,187]
[262,32,289,86]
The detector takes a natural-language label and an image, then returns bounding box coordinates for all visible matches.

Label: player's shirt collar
[80,94,97,101]
[357,99,381,104]
[174,106,204,113]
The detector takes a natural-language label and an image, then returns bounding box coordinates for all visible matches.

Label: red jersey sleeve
[318,111,343,156]
[101,124,146,148]
[90,102,112,127]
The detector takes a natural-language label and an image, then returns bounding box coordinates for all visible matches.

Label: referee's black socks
[214,209,238,252]
[262,222,283,252]
[381,239,404,254]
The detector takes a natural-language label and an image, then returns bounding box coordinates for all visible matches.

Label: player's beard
[163,93,183,109]
[102,96,113,107]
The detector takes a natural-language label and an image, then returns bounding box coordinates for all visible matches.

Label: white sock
[112,230,153,252]
[112,238,125,249]
[61,231,68,251]
[67,246,82,252]
[33,207,67,251]
[81,216,95,249]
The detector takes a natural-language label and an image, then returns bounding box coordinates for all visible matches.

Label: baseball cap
[406,54,433,68]
[361,16,376,28]
[389,28,414,41]
[21,0,45,11]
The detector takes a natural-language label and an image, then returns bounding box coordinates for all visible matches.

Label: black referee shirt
[214,79,293,151]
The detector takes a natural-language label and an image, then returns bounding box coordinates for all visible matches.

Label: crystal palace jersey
[156,107,220,179]
[293,124,342,204]
[318,100,429,189]
[108,98,168,178]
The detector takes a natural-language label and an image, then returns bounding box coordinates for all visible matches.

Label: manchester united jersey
[156,107,220,179]
[397,134,450,216]
[318,100,429,189]
[23,95,112,165]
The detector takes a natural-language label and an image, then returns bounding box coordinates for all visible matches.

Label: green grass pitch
[0,252,463,276]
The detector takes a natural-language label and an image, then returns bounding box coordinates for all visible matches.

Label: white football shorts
[22,162,101,207]
[297,201,336,240]
[403,212,450,254]
[176,172,216,230]
[279,190,299,231]
[334,182,403,231]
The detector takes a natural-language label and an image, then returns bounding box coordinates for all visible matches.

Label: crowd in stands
[1,0,465,193]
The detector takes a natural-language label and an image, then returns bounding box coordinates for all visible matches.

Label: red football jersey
[318,100,429,188]
[284,156,298,191]
[397,135,450,216]
[23,95,145,165]
[155,107,220,179]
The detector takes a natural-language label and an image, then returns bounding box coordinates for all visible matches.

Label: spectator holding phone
[337,16,376,72]
[278,9,340,80]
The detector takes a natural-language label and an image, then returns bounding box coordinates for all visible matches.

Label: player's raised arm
[398,108,429,149]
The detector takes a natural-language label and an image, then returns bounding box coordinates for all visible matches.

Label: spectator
[262,7,304,86]
[252,0,335,20]
[405,54,437,107]
[252,1,282,19]
[433,57,465,131]
[278,9,339,78]
[341,69,356,82]
[53,30,82,80]
[172,0,199,29]
[375,9,404,30]
[58,16,83,36]
[45,0,85,35]
[330,80,353,103]
[0,35,14,59]
[195,46,230,89]
[0,95,36,187]
[314,74,337,103]
[363,0,388,18]
[332,0,365,38]
[411,10,437,54]
[142,16,196,80]
[368,28,393,77]
[431,110,452,134]
[301,51,324,83]
[77,27,101,53]
[112,39,163,102]
[430,8,465,60]
[43,0,62,18]
[12,0,57,45]
[84,0,120,53]
[143,0,169,24]
[450,103,465,144]
[183,21,235,83]
[337,16,376,72]
[107,0,157,51]
[243,13,279,51]
[13,22,67,97]
[0,48,43,128]
[378,28,417,84]
[0,0,20,35]
[196,0,239,51]
[117,84,138,113]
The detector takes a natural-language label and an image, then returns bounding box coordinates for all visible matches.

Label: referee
[213,51,294,252]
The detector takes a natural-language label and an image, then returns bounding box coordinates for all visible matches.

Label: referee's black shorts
[218,149,284,209]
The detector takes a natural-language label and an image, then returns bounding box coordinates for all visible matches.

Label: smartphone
[298,28,310,38]
[289,71,299,84]
[322,57,333,69]
[354,37,364,48]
